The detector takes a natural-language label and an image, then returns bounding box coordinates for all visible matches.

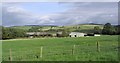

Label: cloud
[2,0,119,2]
[0,3,2,25]
[2,2,118,26]
[2,4,56,26]
[52,2,118,25]
[2,6,37,26]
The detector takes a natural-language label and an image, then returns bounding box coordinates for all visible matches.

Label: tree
[0,26,2,40]
[2,27,11,39]
[94,26,101,34]
[61,29,69,37]
[2,27,27,39]
[114,25,120,35]
[28,26,43,32]
[102,23,115,35]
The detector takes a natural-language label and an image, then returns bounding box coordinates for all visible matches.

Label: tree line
[2,27,27,40]
[94,23,120,35]
[1,23,120,40]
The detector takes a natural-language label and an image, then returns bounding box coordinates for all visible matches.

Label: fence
[2,42,117,61]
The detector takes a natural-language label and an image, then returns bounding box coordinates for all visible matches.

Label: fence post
[72,45,76,55]
[9,48,12,61]
[40,46,43,58]
[97,42,100,52]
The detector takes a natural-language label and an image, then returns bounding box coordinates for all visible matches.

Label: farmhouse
[69,32,86,37]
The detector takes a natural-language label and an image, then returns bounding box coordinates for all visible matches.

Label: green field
[2,35,118,61]
[10,24,103,32]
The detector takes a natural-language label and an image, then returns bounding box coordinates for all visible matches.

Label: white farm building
[69,32,86,37]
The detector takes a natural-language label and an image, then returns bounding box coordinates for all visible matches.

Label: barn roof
[57,32,62,34]
[26,32,51,35]
[69,32,85,35]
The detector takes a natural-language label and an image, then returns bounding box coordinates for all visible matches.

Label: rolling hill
[9,24,104,33]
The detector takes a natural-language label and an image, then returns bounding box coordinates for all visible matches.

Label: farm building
[69,32,86,37]
[84,33,101,36]
[94,34,101,36]
[56,32,63,37]
[26,32,35,36]
[26,32,56,37]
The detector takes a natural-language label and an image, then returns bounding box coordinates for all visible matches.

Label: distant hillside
[25,24,58,27]
[9,24,103,33]
[10,25,58,30]
[10,26,32,30]
[80,23,104,25]
[63,24,103,33]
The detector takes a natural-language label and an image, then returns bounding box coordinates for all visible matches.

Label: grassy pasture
[11,26,32,30]
[2,35,118,61]
[10,24,103,32]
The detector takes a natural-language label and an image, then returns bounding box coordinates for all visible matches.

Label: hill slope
[10,24,103,33]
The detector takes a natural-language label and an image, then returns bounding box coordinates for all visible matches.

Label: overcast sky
[2,2,118,26]
[2,0,119,2]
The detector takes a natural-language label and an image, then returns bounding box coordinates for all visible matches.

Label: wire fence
[2,42,118,61]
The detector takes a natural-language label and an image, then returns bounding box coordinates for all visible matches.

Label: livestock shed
[26,32,55,37]
[69,32,85,37]
[94,34,101,36]
[56,32,63,37]
[84,33,101,36]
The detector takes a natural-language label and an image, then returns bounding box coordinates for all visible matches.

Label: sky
[1,2,118,26]
[2,0,120,2]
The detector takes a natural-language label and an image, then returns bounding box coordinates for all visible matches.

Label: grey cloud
[2,6,36,26]
[2,2,118,26]
[2,0,119,2]
[53,2,118,25]
[2,4,56,26]
[0,3,2,25]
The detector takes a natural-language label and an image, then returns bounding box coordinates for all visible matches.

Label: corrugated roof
[69,32,85,35]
